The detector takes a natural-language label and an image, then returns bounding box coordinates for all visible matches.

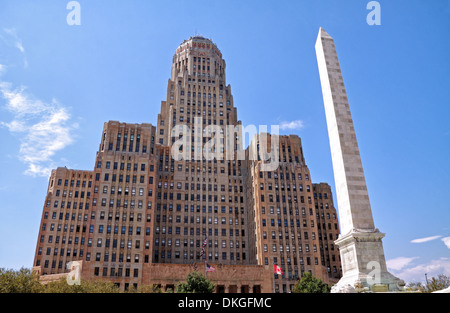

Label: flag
[274,264,283,275]
[206,263,216,272]
[199,236,207,257]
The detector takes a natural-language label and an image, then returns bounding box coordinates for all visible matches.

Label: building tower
[246,133,339,292]
[315,27,403,292]
[86,121,157,289]
[312,182,342,281]
[153,36,248,266]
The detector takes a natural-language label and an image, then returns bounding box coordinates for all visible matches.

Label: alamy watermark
[366,260,381,286]
[67,1,81,26]
[66,261,81,285]
[366,1,381,26]
[65,2,381,29]
[170,117,280,171]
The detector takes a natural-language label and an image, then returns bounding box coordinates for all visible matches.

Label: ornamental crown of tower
[171,36,225,82]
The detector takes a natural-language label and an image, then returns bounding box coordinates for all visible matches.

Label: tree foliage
[407,275,450,293]
[176,271,215,293]
[292,272,331,293]
[0,267,42,293]
[425,274,450,293]
[406,281,426,292]
[0,267,163,293]
[41,277,120,293]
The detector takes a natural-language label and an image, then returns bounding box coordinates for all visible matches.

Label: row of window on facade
[47,201,90,210]
[154,238,244,250]
[54,178,92,188]
[95,198,150,209]
[262,243,332,254]
[94,267,140,279]
[261,206,331,216]
[261,218,338,233]
[157,192,243,204]
[259,182,313,192]
[37,239,147,261]
[154,226,245,237]
[96,173,148,184]
[156,214,243,225]
[154,250,246,261]
[258,171,309,181]
[52,189,90,198]
[260,194,312,204]
[155,204,245,216]
[149,188,316,202]
[97,161,154,172]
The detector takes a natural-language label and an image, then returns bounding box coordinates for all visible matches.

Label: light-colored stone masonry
[315,27,403,292]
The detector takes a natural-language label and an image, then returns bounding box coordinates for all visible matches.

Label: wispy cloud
[279,120,304,131]
[410,235,442,244]
[386,256,419,271]
[387,257,450,284]
[1,28,28,68]
[0,81,78,177]
[442,237,450,249]
[0,29,77,177]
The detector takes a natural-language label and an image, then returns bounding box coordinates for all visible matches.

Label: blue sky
[0,0,449,284]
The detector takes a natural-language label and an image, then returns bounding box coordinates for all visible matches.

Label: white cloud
[0,29,74,176]
[3,28,24,53]
[442,237,450,249]
[279,120,304,131]
[1,28,27,68]
[388,257,450,284]
[410,235,442,244]
[387,256,419,271]
[0,83,48,116]
[0,82,77,177]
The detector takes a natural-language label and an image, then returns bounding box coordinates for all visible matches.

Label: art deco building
[153,36,248,266]
[245,134,341,292]
[33,36,341,292]
[34,168,94,273]
[313,183,341,281]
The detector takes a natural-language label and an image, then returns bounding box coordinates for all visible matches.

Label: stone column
[315,27,404,292]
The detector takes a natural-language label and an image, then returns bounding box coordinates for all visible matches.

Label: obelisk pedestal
[315,28,404,292]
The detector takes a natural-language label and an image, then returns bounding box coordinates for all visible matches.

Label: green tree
[176,271,215,293]
[292,272,331,293]
[406,281,426,292]
[425,274,450,293]
[41,277,120,293]
[0,267,42,293]
[135,284,163,293]
[123,283,164,293]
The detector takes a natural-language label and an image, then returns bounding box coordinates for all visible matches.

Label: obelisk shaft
[315,28,375,236]
[315,28,402,292]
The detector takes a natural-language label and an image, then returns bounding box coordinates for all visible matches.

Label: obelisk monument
[315,28,403,292]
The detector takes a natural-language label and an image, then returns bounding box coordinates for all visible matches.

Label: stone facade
[245,134,341,292]
[142,263,271,293]
[33,35,341,292]
[34,168,94,274]
[313,182,342,283]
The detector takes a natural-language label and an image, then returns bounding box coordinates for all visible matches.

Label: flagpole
[205,236,207,279]
[273,270,275,293]
[273,261,275,293]
[203,236,207,278]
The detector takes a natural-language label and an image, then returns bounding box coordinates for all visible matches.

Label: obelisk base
[332,230,405,293]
